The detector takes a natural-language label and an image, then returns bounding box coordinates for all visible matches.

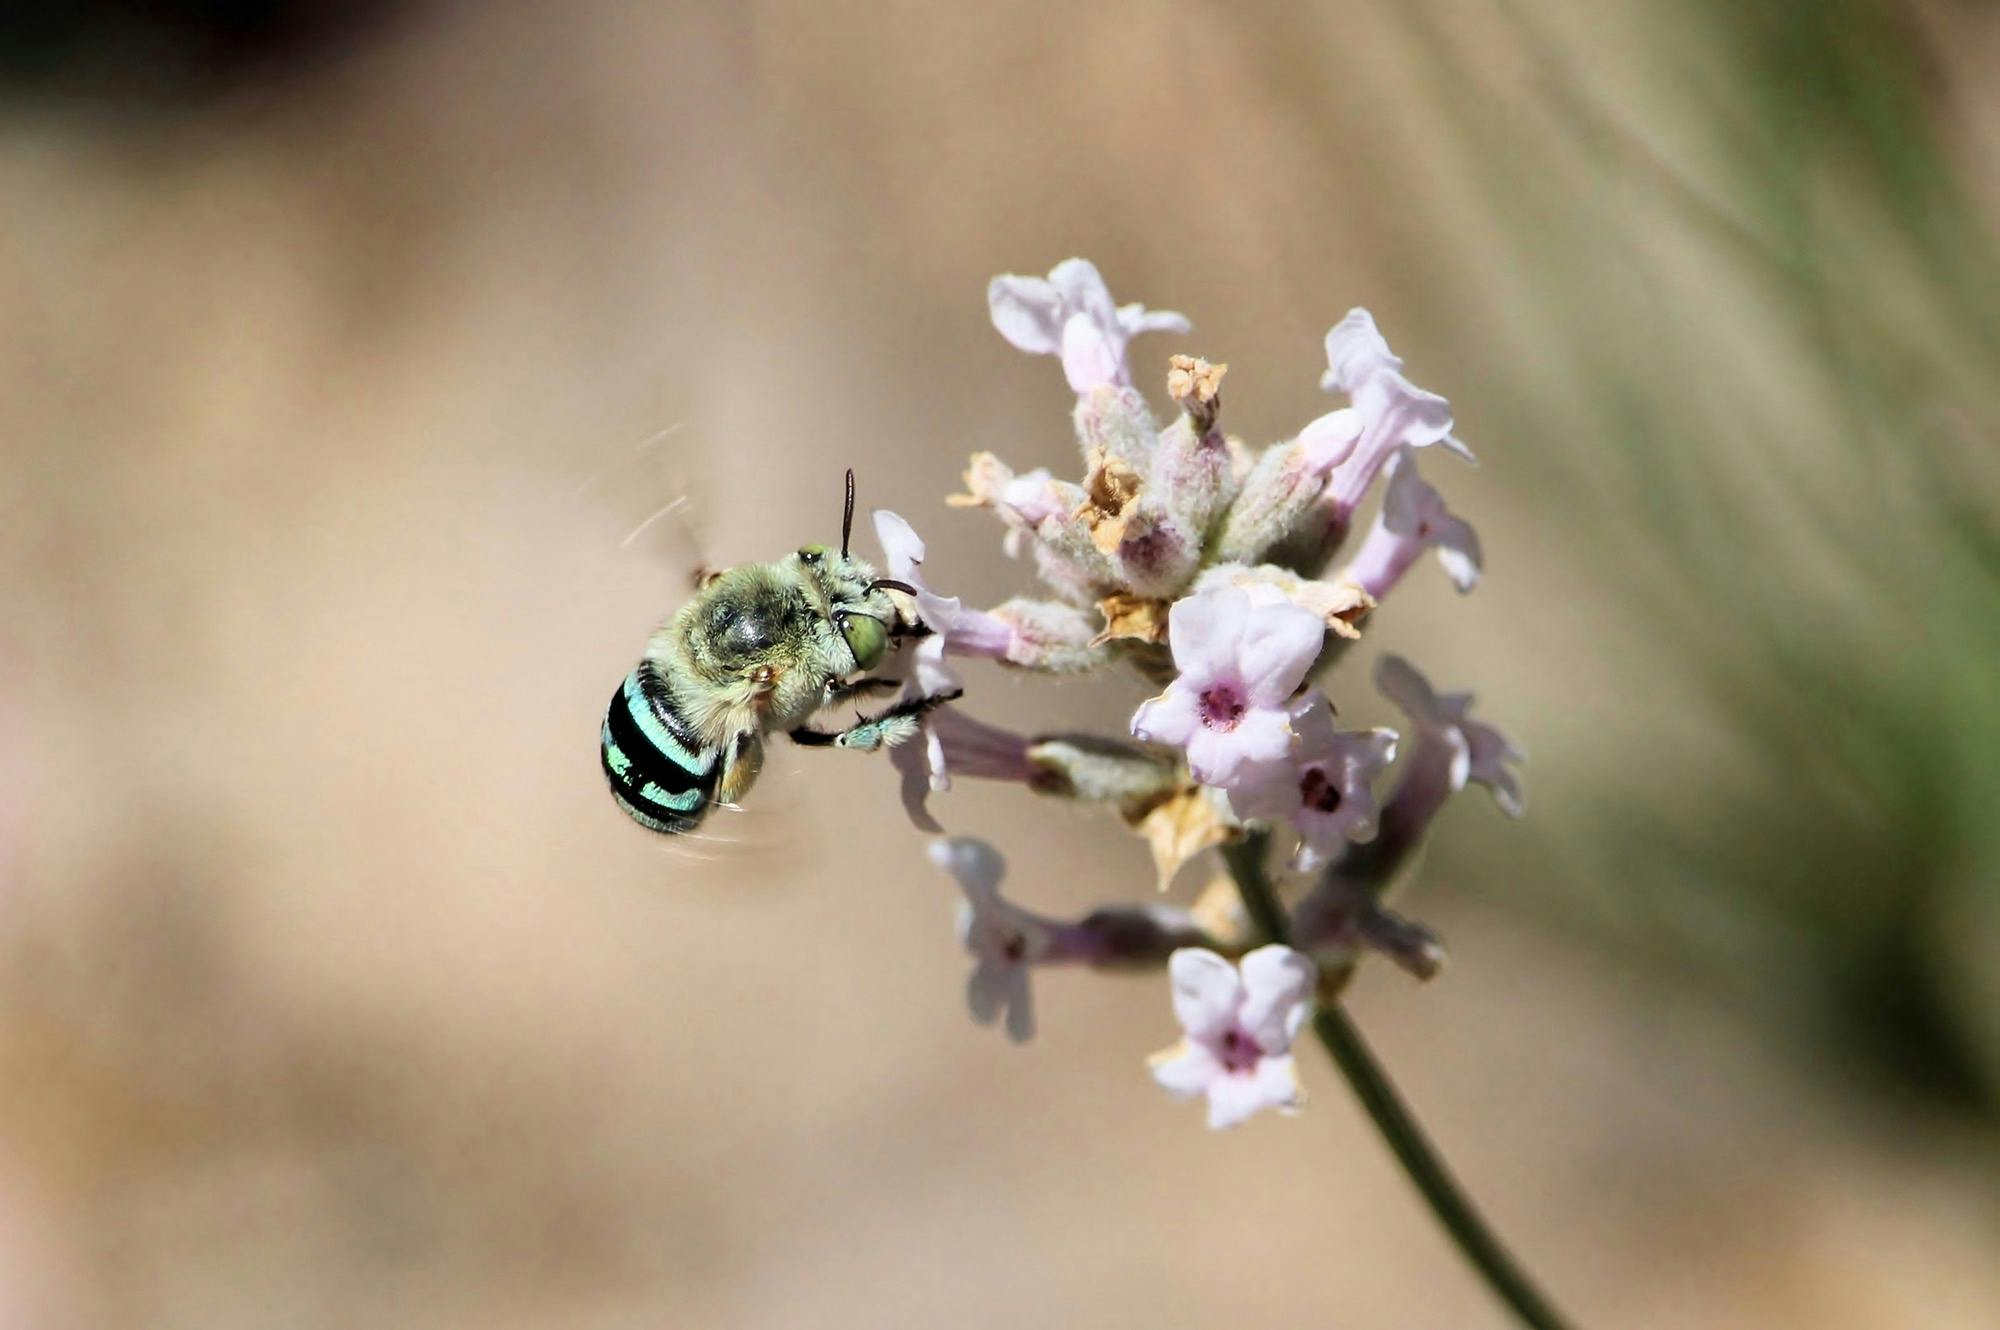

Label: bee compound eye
[837,610,887,670]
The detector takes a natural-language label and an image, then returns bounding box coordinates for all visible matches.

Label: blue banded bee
[602,470,948,834]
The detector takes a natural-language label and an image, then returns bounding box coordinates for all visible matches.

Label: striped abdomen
[601,663,721,834]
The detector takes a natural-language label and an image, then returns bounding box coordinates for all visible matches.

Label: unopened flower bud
[1110,499,1200,600]
[987,597,1108,673]
[1074,383,1160,474]
[1210,409,1362,566]
[1154,356,1240,539]
[1024,734,1183,808]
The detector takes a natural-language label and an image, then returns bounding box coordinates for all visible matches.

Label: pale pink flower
[1130,587,1326,790]
[1317,310,1476,528]
[929,836,1054,1043]
[1229,691,1399,869]
[987,258,1189,392]
[1377,654,1525,818]
[875,511,1000,688]
[1341,450,1483,598]
[892,707,1039,833]
[1149,946,1317,1129]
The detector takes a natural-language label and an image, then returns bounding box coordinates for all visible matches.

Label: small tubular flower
[930,836,1056,1043]
[1130,587,1325,790]
[1340,450,1483,599]
[1228,691,1399,870]
[873,510,1051,676]
[1377,654,1525,818]
[987,258,1189,393]
[1314,310,1475,539]
[947,452,1066,558]
[1149,946,1317,1129]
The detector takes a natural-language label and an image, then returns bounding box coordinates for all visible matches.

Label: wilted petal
[1168,947,1242,1041]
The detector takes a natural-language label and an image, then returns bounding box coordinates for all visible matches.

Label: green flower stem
[1220,833,1575,1330]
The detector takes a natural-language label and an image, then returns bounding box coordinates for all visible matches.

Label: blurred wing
[573,419,715,584]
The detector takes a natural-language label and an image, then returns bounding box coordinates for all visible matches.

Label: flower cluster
[865,259,1522,1128]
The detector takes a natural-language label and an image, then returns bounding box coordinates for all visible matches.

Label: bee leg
[789,689,962,751]
[715,731,764,805]
[823,676,900,706]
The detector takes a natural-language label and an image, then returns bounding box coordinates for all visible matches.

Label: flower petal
[1432,514,1483,592]
[1049,258,1118,339]
[1235,601,1325,706]
[1289,690,1338,752]
[894,736,945,833]
[1321,308,1401,393]
[966,961,1007,1027]
[928,835,1005,903]
[1379,450,1430,535]
[1463,718,1526,817]
[1130,683,1200,749]
[1238,944,1317,1054]
[1184,706,1293,788]
[1165,588,1250,684]
[1203,1058,1300,1129]
[1118,302,1192,338]
[1002,966,1036,1044]
[1060,311,1122,392]
[1167,947,1242,1041]
[1375,654,1443,729]
[871,509,927,585]
[987,275,1064,355]
[1149,1040,1222,1099]
[1295,408,1363,473]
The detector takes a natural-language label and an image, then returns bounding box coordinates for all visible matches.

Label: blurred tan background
[4,2,1998,1326]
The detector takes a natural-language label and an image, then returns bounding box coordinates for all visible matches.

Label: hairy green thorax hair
[648,548,897,743]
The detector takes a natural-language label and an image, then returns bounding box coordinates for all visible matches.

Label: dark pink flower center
[1299,765,1343,814]
[1000,932,1027,963]
[1216,1025,1260,1073]
[1199,684,1247,731]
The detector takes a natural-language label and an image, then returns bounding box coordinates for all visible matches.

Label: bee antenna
[869,578,918,596]
[840,468,856,560]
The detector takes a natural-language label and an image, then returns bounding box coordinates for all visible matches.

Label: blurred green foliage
[1395,0,2000,1115]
